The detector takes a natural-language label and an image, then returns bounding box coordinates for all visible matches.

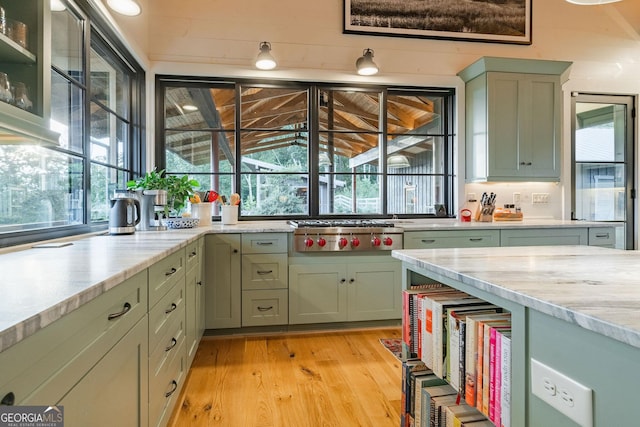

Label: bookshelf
[400,267,526,427]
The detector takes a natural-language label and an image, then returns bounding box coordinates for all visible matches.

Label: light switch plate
[531,358,593,427]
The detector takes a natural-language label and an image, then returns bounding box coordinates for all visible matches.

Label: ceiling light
[106,0,141,16]
[387,154,410,169]
[255,42,277,70]
[565,0,621,3]
[182,104,198,112]
[51,0,67,11]
[356,48,379,76]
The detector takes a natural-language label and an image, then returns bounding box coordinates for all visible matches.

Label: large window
[0,1,144,247]
[158,77,454,219]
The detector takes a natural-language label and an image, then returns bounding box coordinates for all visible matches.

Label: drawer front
[588,227,616,247]
[241,233,288,254]
[149,331,186,427]
[149,312,185,386]
[149,279,185,355]
[500,228,588,247]
[185,239,201,272]
[242,289,288,327]
[404,230,500,249]
[2,270,148,405]
[242,253,288,290]
[149,249,185,308]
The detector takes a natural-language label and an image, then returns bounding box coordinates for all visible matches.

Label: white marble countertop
[390,218,618,230]
[392,245,640,349]
[0,218,620,354]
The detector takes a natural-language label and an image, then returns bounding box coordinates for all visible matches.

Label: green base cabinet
[289,256,401,324]
[205,234,241,329]
[185,238,205,366]
[500,228,588,247]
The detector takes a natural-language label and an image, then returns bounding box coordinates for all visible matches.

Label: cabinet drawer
[185,239,202,272]
[149,249,185,308]
[149,312,185,388]
[2,270,148,405]
[404,230,500,249]
[500,228,588,247]
[242,233,288,254]
[149,332,186,427]
[242,290,288,326]
[149,281,185,356]
[242,253,288,290]
[588,227,616,247]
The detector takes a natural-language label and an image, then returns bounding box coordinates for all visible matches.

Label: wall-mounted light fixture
[566,0,621,4]
[255,42,277,70]
[106,0,141,16]
[387,154,410,169]
[356,48,379,76]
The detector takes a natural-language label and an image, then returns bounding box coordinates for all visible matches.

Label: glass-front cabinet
[0,0,58,145]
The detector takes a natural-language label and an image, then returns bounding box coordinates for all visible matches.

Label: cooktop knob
[351,236,360,247]
[371,236,381,247]
[383,236,393,246]
[338,237,348,248]
[317,237,327,247]
[304,237,314,247]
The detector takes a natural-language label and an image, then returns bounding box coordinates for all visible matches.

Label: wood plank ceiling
[163,86,437,167]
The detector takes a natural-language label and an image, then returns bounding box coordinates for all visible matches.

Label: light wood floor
[169,326,402,427]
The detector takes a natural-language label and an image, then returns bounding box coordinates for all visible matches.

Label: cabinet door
[204,234,241,329]
[58,317,149,427]
[185,265,199,365]
[347,261,402,321]
[289,264,347,324]
[487,73,560,181]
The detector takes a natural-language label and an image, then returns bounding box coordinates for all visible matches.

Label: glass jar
[0,72,12,104]
[13,82,32,111]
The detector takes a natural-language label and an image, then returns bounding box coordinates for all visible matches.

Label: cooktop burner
[288,219,396,228]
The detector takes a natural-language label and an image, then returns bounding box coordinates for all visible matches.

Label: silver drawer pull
[256,241,274,245]
[421,239,436,244]
[107,302,131,320]
[165,267,177,276]
[257,270,273,275]
[257,306,273,312]
[165,302,178,314]
[165,380,178,398]
[165,337,178,352]
[595,233,610,238]
[469,238,483,242]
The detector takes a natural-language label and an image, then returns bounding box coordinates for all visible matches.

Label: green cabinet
[500,228,588,247]
[289,256,401,324]
[185,238,205,366]
[205,234,241,329]
[459,57,571,182]
[404,229,500,249]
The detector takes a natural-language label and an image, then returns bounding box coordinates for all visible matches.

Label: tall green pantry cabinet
[458,57,572,182]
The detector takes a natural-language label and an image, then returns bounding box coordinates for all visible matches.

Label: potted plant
[127,169,200,217]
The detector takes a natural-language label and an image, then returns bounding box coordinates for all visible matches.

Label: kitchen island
[392,245,640,427]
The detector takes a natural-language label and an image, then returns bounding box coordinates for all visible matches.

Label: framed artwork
[344,0,532,45]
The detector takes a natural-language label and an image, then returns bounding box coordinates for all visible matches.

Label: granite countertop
[391,245,640,349]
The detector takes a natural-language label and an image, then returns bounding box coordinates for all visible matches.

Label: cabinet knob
[349,278,355,283]
[340,278,346,284]
[233,249,238,253]
[1,392,15,406]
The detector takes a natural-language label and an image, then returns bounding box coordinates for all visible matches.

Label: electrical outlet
[531,359,592,427]
[532,193,550,204]
[513,192,521,204]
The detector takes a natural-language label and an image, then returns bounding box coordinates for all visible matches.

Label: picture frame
[344,0,532,45]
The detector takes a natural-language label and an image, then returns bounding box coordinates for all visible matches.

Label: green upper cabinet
[458,57,572,182]
[0,0,59,145]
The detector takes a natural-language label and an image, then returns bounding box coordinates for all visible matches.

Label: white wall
[108,0,640,219]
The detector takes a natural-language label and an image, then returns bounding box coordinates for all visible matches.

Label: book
[488,324,511,422]
[446,402,487,427]
[482,322,511,416]
[402,359,430,416]
[447,307,498,396]
[403,287,456,358]
[464,313,511,409]
[500,332,512,427]
[421,384,456,427]
[461,421,496,427]
[414,373,447,426]
[431,394,458,427]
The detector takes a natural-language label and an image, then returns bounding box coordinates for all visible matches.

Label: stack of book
[401,285,512,427]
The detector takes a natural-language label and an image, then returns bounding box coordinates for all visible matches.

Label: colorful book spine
[500,333,511,427]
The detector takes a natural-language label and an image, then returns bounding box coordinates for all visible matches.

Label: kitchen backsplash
[464,182,562,219]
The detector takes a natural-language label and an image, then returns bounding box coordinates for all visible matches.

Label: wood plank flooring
[169,327,402,427]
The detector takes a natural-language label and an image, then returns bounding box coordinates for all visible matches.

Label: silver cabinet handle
[256,242,273,245]
[165,337,177,352]
[421,239,436,244]
[257,270,273,275]
[165,302,178,314]
[469,238,483,242]
[165,380,178,398]
[107,302,131,320]
[595,233,610,238]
